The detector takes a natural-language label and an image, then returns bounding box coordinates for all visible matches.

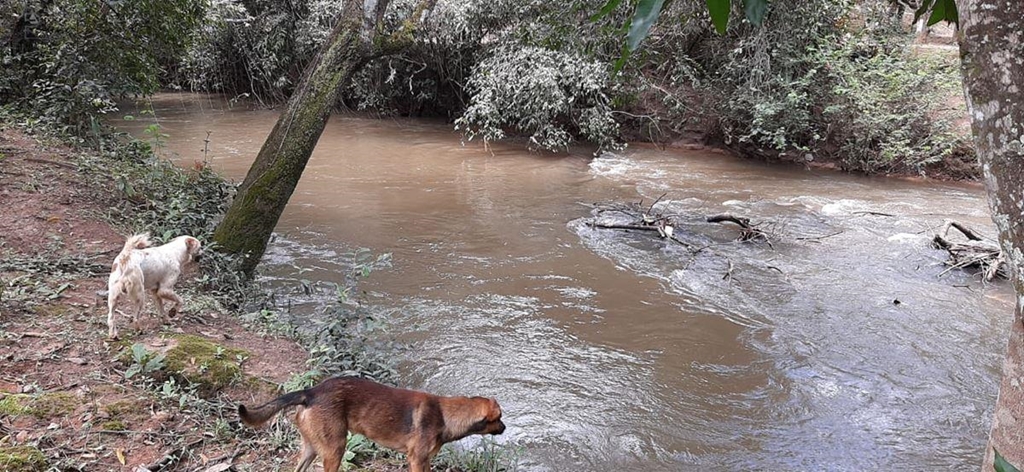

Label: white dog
[106,233,203,339]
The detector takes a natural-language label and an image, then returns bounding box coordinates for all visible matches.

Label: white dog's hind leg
[130,296,146,331]
[107,295,119,339]
[149,290,168,323]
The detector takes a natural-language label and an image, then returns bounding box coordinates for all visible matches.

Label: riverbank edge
[0,115,514,471]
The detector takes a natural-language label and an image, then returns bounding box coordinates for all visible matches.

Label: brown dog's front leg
[408,452,431,472]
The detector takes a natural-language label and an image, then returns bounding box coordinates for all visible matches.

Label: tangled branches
[706,214,774,248]
[932,220,1006,281]
[589,195,776,248]
[589,194,684,242]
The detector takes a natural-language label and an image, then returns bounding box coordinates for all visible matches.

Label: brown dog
[238,376,505,472]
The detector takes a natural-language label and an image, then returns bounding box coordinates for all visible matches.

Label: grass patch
[0,394,30,416]
[435,438,521,472]
[0,446,47,472]
[29,392,78,418]
[164,334,249,393]
[0,392,78,419]
[99,420,127,431]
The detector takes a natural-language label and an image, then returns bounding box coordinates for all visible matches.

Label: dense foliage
[1,0,973,174]
[645,0,971,173]
[0,0,204,140]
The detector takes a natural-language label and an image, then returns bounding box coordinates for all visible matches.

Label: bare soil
[0,126,317,471]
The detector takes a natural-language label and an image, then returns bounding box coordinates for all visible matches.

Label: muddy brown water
[120,94,1011,471]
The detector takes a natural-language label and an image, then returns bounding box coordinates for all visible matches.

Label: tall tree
[213,0,393,275]
[958,2,1024,469]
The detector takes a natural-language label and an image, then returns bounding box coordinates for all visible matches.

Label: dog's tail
[115,233,152,268]
[123,233,152,252]
[238,390,311,428]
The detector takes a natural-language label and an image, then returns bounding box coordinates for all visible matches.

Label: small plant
[434,438,520,472]
[342,433,374,470]
[124,343,166,380]
[240,309,297,337]
[142,123,169,150]
[996,449,1022,472]
[283,369,322,392]
[158,377,196,409]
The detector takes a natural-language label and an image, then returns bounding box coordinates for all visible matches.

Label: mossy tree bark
[213,0,392,275]
[958,1,1024,469]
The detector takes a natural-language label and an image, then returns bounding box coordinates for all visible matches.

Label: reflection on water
[121,94,1009,471]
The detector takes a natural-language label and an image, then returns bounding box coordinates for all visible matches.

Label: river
[120,94,1011,471]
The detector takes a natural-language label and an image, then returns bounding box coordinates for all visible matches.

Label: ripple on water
[128,101,1010,471]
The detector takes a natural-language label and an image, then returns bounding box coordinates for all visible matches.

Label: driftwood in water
[932,220,1005,280]
[590,200,775,248]
[707,214,751,227]
[706,214,773,246]
[591,223,663,232]
[591,194,684,243]
[589,201,784,281]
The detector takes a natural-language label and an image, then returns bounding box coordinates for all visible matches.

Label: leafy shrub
[648,0,972,174]
[175,0,344,103]
[299,281,398,385]
[816,39,970,173]
[457,46,622,152]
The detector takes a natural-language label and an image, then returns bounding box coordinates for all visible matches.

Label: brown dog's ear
[485,398,501,421]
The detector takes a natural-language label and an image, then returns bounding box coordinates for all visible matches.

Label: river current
[121,94,1010,471]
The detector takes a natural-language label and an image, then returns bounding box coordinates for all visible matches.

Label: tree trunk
[212,0,391,275]
[958,1,1024,470]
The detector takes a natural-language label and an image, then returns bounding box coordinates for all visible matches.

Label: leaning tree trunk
[213,0,391,275]
[958,1,1024,470]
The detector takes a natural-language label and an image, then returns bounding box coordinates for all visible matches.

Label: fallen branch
[706,213,772,246]
[590,221,690,248]
[852,210,896,217]
[722,259,734,281]
[24,157,78,170]
[941,219,984,241]
[795,230,844,241]
[707,214,751,228]
[203,448,243,465]
[932,220,1005,280]
[590,222,662,232]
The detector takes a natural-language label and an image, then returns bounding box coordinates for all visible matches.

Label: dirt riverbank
[0,124,329,471]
